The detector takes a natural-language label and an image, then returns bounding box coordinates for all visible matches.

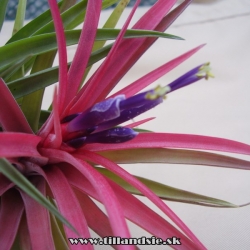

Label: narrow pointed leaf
[50,212,69,250]
[77,150,205,249]
[47,0,68,113]
[40,148,133,244]
[65,0,103,109]
[99,148,250,170]
[45,166,91,245]
[111,44,204,98]
[65,0,119,30]
[7,0,118,44]
[0,189,24,250]
[97,168,238,208]
[7,1,62,43]
[0,56,32,82]
[70,0,178,111]
[85,133,250,156]
[7,44,113,99]
[0,133,42,158]
[0,78,32,133]
[1,29,180,70]
[12,0,27,35]
[63,165,201,249]
[0,174,14,196]
[0,158,74,232]
[110,0,192,97]
[20,176,55,250]
[74,189,115,240]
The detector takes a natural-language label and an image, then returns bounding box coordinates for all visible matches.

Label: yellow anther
[145,85,170,100]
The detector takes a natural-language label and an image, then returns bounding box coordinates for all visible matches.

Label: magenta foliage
[1,0,249,249]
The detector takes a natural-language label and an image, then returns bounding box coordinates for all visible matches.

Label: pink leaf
[20,176,55,250]
[84,132,250,156]
[125,117,155,128]
[40,148,134,250]
[0,174,14,196]
[105,178,203,250]
[73,189,115,241]
[44,165,92,249]
[70,0,177,113]
[77,150,206,250]
[42,88,62,149]
[110,44,205,98]
[0,78,32,133]
[52,87,62,147]
[0,133,44,158]
[62,165,201,249]
[69,0,141,114]
[19,215,32,250]
[109,0,192,93]
[0,189,24,249]
[65,0,103,109]
[47,0,68,112]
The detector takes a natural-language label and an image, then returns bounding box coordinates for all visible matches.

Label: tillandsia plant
[0,0,250,249]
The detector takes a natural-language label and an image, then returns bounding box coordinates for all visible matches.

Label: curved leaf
[0,158,75,233]
[12,0,27,35]
[0,78,32,133]
[0,189,24,250]
[65,165,201,249]
[99,148,250,170]
[97,168,238,208]
[1,29,182,69]
[0,133,42,158]
[85,132,250,156]
[7,44,112,99]
[7,1,63,43]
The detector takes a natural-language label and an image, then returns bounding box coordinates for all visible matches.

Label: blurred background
[2,0,250,249]
[5,0,222,20]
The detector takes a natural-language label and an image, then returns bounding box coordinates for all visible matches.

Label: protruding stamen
[145,85,170,100]
[168,62,213,92]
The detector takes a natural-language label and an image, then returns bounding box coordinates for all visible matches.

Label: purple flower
[168,62,213,92]
[63,86,168,146]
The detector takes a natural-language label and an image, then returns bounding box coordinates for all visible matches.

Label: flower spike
[63,86,169,147]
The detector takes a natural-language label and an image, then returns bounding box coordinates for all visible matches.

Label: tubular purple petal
[96,97,163,133]
[67,95,125,133]
[168,62,213,92]
[65,86,168,138]
[67,127,138,148]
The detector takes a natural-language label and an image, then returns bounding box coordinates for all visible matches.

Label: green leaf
[103,0,130,29]
[0,0,9,32]
[97,167,238,208]
[7,44,112,99]
[21,51,57,132]
[65,0,119,30]
[50,199,69,250]
[12,0,27,35]
[0,56,32,81]
[8,0,118,43]
[0,158,76,232]
[7,1,63,43]
[1,29,182,70]
[39,110,51,128]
